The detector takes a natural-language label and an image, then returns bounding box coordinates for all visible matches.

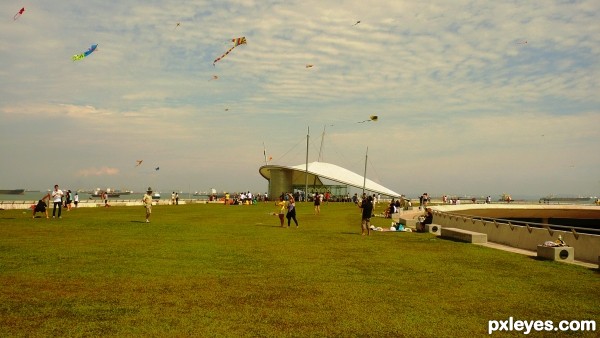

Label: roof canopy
[259,161,400,197]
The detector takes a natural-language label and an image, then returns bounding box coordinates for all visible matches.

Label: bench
[440,228,487,244]
[397,217,419,229]
[536,245,574,263]
[425,223,441,235]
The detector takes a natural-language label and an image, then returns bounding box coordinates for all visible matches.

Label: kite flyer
[360,195,374,236]
[142,187,153,223]
[275,196,286,227]
[286,193,299,228]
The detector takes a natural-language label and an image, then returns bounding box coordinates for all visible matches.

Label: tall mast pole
[305,126,309,202]
[362,146,368,196]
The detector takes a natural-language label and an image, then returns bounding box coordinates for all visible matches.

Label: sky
[1,0,599,198]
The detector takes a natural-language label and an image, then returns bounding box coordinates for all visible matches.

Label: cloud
[77,167,120,177]
[0,0,598,196]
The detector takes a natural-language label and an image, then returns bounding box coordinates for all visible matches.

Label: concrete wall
[0,199,198,209]
[268,168,293,201]
[432,209,600,263]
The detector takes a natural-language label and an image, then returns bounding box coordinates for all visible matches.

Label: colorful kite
[213,37,246,66]
[72,44,98,61]
[358,115,378,123]
[135,160,143,167]
[14,7,25,20]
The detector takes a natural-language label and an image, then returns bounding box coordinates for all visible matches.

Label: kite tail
[72,54,85,61]
[213,45,238,66]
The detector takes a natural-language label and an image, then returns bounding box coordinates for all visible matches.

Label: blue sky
[1,0,598,198]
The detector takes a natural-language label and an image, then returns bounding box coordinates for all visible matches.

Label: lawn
[0,202,598,337]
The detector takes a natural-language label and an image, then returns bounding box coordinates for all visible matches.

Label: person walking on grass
[286,193,299,228]
[360,195,374,236]
[142,187,153,223]
[51,184,63,219]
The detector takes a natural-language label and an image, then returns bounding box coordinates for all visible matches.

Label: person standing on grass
[74,192,79,208]
[275,195,286,227]
[102,191,110,207]
[51,184,63,219]
[143,187,153,223]
[360,195,374,236]
[65,190,73,211]
[313,192,321,215]
[286,193,299,228]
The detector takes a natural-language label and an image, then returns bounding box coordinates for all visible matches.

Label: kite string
[367,155,383,185]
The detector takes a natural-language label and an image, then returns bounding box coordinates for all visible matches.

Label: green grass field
[1,202,598,337]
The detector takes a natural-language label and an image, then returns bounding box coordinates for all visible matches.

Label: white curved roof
[259,161,401,197]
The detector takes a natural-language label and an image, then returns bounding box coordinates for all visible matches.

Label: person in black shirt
[32,193,50,219]
[418,208,433,232]
[360,195,374,236]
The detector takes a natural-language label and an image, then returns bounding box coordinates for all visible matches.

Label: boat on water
[91,189,132,198]
[539,196,597,204]
[0,189,25,195]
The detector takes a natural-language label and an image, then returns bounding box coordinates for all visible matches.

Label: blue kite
[72,44,98,61]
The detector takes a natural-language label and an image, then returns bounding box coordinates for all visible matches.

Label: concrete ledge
[397,217,419,229]
[536,245,574,263]
[441,227,487,243]
[425,224,441,235]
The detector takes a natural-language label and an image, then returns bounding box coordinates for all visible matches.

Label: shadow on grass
[1,217,17,219]
[528,256,599,272]
[253,223,282,228]
[130,220,148,223]
[436,236,471,243]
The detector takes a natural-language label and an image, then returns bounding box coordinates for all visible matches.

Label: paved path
[476,242,597,269]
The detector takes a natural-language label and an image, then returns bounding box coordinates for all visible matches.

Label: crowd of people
[31,184,79,219]
[30,185,441,236]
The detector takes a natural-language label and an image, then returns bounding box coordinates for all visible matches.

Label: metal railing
[432,210,600,238]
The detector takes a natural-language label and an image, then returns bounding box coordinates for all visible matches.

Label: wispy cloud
[77,167,120,177]
[0,0,598,196]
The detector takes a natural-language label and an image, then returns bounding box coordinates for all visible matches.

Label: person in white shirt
[51,184,64,218]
